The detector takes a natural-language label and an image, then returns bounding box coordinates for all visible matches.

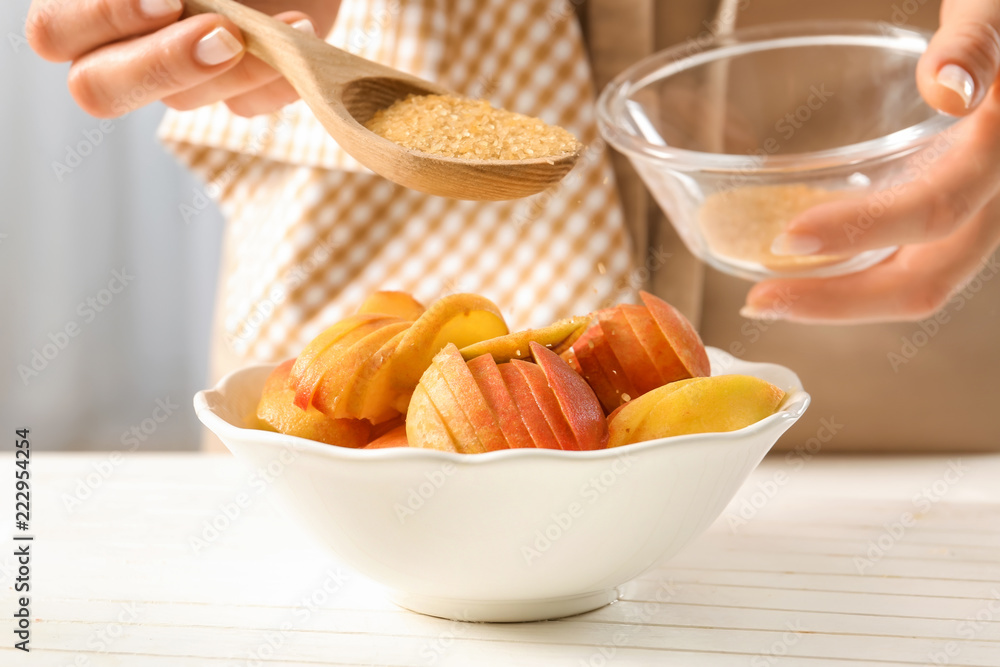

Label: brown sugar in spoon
[183,0,582,200]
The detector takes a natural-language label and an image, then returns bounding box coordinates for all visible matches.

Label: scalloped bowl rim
[194,347,811,462]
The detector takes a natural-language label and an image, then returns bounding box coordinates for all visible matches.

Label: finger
[743,196,1000,324]
[770,101,1000,256]
[68,15,246,118]
[223,77,300,117]
[27,0,183,63]
[917,0,1000,115]
[162,12,313,111]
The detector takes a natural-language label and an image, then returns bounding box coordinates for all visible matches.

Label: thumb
[917,1,1000,115]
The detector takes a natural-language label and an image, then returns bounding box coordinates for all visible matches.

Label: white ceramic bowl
[194,348,809,622]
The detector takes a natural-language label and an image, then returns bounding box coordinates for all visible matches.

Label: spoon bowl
[185,0,581,200]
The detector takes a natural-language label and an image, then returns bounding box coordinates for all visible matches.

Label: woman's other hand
[743,0,1000,323]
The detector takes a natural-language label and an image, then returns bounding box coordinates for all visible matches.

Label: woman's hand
[26,0,341,118]
[743,0,1000,323]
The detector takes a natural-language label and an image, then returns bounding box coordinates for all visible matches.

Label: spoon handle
[183,0,414,91]
[183,0,310,72]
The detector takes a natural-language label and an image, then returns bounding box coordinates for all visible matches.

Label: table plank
[2,453,998,666]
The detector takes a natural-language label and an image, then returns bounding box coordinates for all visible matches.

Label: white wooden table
[3,452,999,666]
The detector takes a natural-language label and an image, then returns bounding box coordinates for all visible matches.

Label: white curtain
[1,5,224,451]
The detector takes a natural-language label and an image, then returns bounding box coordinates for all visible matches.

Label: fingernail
[740,305,784,321]
[771,233,823,256]
[139,0,182,18]
[291,19,316,35]
[937,64,975,108]
[195,27,243,66]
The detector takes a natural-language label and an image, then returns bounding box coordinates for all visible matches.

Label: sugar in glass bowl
[596,21,959,281]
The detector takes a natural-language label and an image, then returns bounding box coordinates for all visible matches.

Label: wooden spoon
[183,0,581,200]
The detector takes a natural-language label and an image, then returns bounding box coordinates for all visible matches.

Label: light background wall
[1,4,224,451]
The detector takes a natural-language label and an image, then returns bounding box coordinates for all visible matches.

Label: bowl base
[702,245,897,282]
[389,588,620,623]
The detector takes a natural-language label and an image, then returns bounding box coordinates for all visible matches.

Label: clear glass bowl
[596,21,959,281]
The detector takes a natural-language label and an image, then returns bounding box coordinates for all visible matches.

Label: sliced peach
[597,307,663,394]
[312,321,412,417]
[510,359,577,450]
[467,354,534,449]
[458,316,589,364]
[561,329,619,414]
[364,424,409,449]
[587,325,640,409]
[369,414,405,440]
[357,291,426,321]
[432,344,507,452]
[606,379,698,447]
[290,314,392,390]
[562,293,709,410]
[288,316,361,388]
[292,315,403,409]
[639,290,710,379]
[620,304,684,385]
[498,362,559,450]
[342,328,411,424]
[390,294,509,402]
[419,361,487,454]
[530,342,608,450]
[256,360,371,448]
[406,384,459,452]
[608,375,785,448]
